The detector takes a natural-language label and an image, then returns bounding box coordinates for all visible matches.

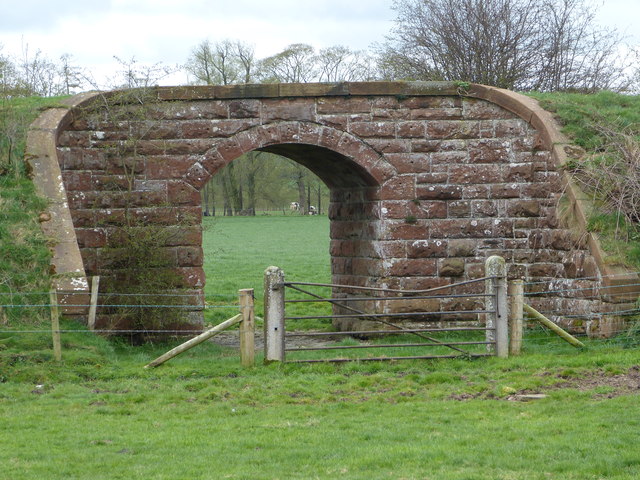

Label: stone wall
[29,82,633,334]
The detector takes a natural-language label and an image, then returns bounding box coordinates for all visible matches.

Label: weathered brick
[262,98,315,122]
[416,184,463,201]
[397,122,426,138]
[317,97,371,114]
[407,239,447,258]
[389,258,437,277]
[427,121,480,139]
[349,122,395,138]
[386,153,431,174]
[229,99,261,118]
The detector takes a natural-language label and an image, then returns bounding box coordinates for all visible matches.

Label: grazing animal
[290,202,300,212]
[308,205,317,215]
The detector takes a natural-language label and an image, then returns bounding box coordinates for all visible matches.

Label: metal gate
[263,256,509,363]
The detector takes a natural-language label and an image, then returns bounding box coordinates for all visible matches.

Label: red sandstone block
[185,163,210,190]
[58,131,93,148]
[427,121,479,140]
[164,139,216,156]
[471,200,498,217]
[317,97,371,114]
[379,201,407,219]
[507,199,541,217]
[276,122,304,143]
[176,246,204,267]
[409,108,463,120]
[181,120,216,138]
[449,165,502,184]
[505,163,535,182]
[403,97,459,109]
[212,119,260,138]
[468,139,511,163]
[415,172,448,184]
[407,239,447,258]
[296,122,322,144]
[495,119,529,137]
[462,98,515,120]
[389,258,437,277]
[397,121,426,138]
[95,209,127,226]
[262,98,316,122]
[62,171,92,191]
[215,138,246,162]
[58,148,83,170]
[379,221,428,240]
[168,180,200,205]
[352,258,383,276]
[416,184,463,201]
[145,155,194,179]
[71,209,96,228]
[317,115,349,129]
[91,174,129,191]
[448,200,471,218]
[76,228,107,248]
[379,176,415,200]
[429,151,468,164]
[229,99,261,118]
[461,185,490,200]
[349,122,395,138]
[174,267,206,288]
[408,200,447,219]
[490,183,521,199]
[368,139,411,154]
[371,108,410,121]
[164,100,228,120]
[163,226,202,246]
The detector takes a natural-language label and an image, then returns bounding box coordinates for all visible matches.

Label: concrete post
[264,266,285,363]
[485,256,509,358]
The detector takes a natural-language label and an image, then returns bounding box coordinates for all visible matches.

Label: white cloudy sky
[0,0,638,88]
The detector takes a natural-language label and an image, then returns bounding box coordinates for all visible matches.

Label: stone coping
[26,81,637,307]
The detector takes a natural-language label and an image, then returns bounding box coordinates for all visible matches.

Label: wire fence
[1,269,640,340]
[513,271,640,339]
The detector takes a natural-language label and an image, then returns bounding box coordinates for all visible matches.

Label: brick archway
[27,81,635,331]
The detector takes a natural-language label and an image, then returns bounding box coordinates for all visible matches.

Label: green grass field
[3,214,640,480]
[202,214,333,327]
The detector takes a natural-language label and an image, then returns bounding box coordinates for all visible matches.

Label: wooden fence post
[49,289,62,362]
[264,266,285,363]
[239,288,255,367]
[509,279,524,355]
[485,256,508,358]
[88,276,100,330]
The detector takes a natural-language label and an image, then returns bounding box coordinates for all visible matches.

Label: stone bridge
[27,81,636,334]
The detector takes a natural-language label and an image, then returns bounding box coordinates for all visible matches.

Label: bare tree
[186,39,257,86]
[380,0,632,91]
[259,43,318,83]
[316,46,376,82]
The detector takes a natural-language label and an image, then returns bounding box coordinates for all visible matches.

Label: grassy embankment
[528,91,640,270]
[1,92,640,479]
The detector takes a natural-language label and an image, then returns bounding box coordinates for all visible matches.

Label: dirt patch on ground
[546,365,640,399]
[450,366,640,401]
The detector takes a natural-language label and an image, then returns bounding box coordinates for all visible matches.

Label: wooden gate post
[239,288,255,367]
[485,256,508,358]
[49,289,62,362]
[508,279,524,355]
[264,266,285,363]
